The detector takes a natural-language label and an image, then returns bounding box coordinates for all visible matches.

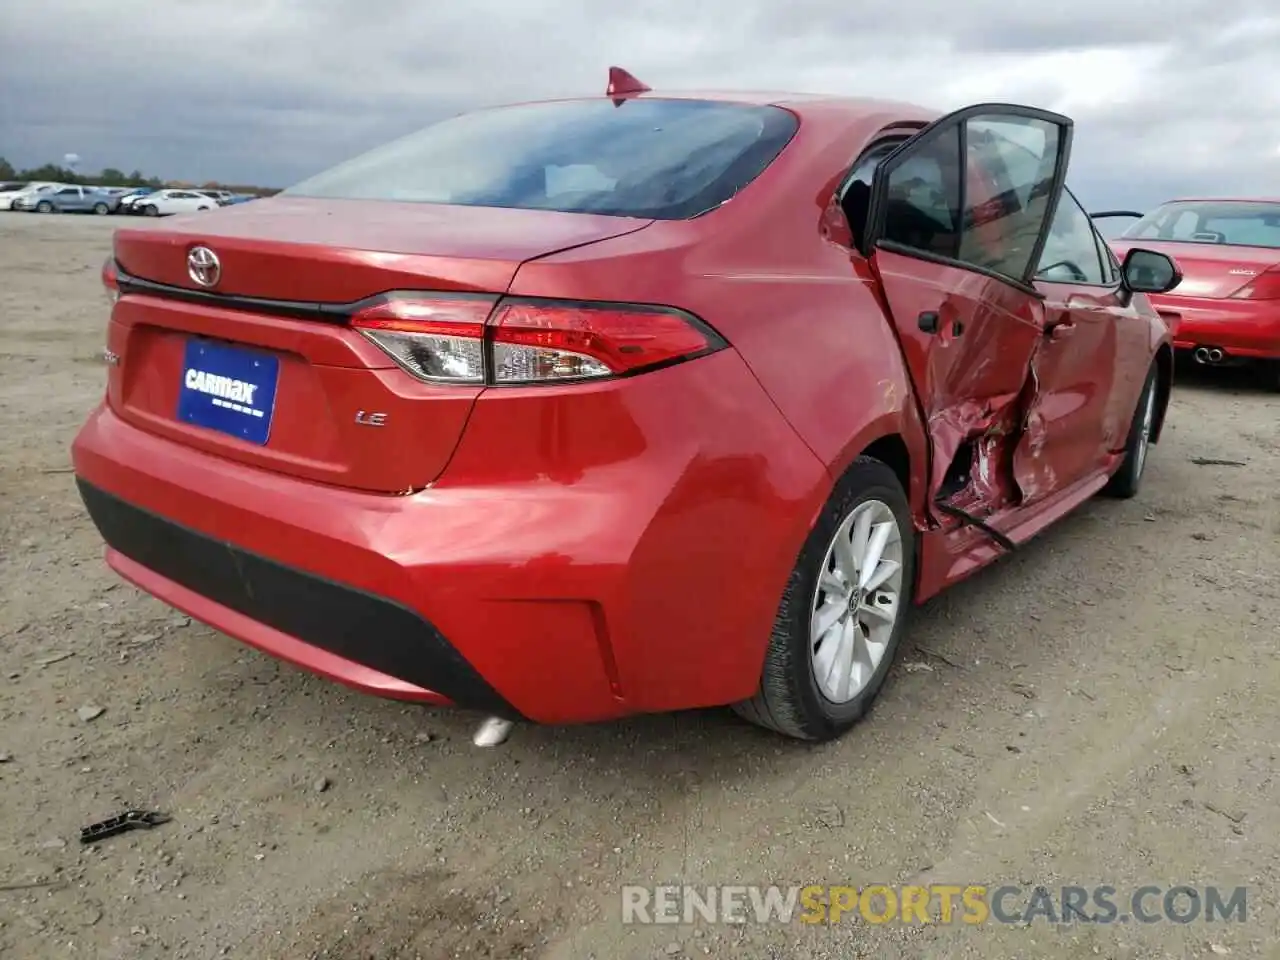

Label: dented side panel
[868,247,1047,518]
[1014,281,1148,502]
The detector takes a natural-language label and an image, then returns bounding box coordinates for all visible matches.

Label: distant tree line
[0,156,279,196]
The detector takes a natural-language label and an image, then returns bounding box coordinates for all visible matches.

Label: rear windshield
[282,98,799,220]
[1121,200,1280,249]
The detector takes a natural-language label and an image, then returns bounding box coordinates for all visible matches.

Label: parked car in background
[116,187,157,215]
[0,181,62,210]
[133,189,219,217]
[72,73,1182,742]
[1108,198,1280,388]
[15,184,118,214]
[0,181,31,209]
[196,189,236,206]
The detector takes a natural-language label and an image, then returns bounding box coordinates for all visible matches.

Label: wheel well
[1151,344,1173,443]
[861,434,911,494]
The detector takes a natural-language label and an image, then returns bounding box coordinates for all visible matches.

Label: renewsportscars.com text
[621,884,1248,926]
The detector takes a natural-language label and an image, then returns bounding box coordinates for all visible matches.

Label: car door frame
[858,102,1076,527]
[862,102,1072,291]
[1023,185,1145,494]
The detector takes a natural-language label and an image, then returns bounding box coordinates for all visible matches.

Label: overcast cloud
[1,0,1277,208]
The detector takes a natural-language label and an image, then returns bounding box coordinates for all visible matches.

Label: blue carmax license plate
[177,339,279,445]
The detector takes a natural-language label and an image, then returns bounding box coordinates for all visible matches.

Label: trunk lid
[106,198,652,493]
[1109,238,1280,300]
[113,197,651,301]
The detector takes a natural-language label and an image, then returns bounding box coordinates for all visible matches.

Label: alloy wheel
[1133,383,1156,479]
[809,498,905,703]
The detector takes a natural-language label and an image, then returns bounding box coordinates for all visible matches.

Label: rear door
[863,103,1073,517]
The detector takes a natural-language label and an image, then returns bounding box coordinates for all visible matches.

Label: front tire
[1101,363,1158,499]
[36,201,53,214]
[733,456,915,741]
[142,204,158,217]
[93,202,109,215]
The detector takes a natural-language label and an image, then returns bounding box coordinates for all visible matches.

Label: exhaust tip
[1194,347,1209,363]
[1208,348,1224,362]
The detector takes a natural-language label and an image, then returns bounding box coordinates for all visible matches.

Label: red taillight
[102,257,119,305]
[351,295,496,384]
[350,293,725,385]
[1229,265,1280,300]
[489,301,720,383]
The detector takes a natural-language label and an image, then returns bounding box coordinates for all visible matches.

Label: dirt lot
[0,212,1277,960]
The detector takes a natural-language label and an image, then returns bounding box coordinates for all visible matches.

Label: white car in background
[0,181,61,210]
[134,189,219,217]
[196,189,235,205]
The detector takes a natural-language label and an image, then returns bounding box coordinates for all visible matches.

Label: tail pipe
[1194,347,1210,363]
[1208,348,1224,363]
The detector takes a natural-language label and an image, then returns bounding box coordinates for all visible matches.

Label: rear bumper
[71,352,827,723]
[78,479,518,715]
[1151,293,1280,359]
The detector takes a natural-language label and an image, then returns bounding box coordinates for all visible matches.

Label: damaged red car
[71,69,1183,742]
[1100,199,1280,389]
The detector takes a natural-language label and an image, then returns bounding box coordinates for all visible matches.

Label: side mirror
[1122,248,1182,295]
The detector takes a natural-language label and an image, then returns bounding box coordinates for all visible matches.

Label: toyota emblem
[187,246,221,288]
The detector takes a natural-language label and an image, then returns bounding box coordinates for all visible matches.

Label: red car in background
[1100,199,1280,388]
[71,69,1182,742]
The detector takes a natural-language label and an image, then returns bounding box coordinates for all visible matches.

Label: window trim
[836,135,912,255]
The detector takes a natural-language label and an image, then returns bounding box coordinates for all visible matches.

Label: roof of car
[628,89,932,109]
[492,90,941,138]
[595,89,931,111]
[1164,197,1280,204]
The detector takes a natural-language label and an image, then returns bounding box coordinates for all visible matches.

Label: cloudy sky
[1,0,1277,209]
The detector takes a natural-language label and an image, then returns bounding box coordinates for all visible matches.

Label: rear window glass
[282,98,799,220]
[1122,201,1280,249]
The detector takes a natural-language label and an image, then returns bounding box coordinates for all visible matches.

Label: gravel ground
[0,212,1277,960]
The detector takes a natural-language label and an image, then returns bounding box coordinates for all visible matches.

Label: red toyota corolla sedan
[1103,198,1280,388]
[70,69,1183,742]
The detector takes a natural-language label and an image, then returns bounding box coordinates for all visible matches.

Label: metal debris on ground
[1190,457,1246,466]
[472,717,514,747]
[1202,802,1246,825]
[79,810,171,845]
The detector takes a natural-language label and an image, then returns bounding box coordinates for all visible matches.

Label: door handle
[1046,321,1076,341]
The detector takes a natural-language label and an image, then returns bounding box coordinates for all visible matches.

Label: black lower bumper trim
[75,479,523,720]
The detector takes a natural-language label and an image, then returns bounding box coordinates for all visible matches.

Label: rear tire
[1101,363,1158,499]
[93,202,109,215]
[732,456,915,741]
[36,201,53,214]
